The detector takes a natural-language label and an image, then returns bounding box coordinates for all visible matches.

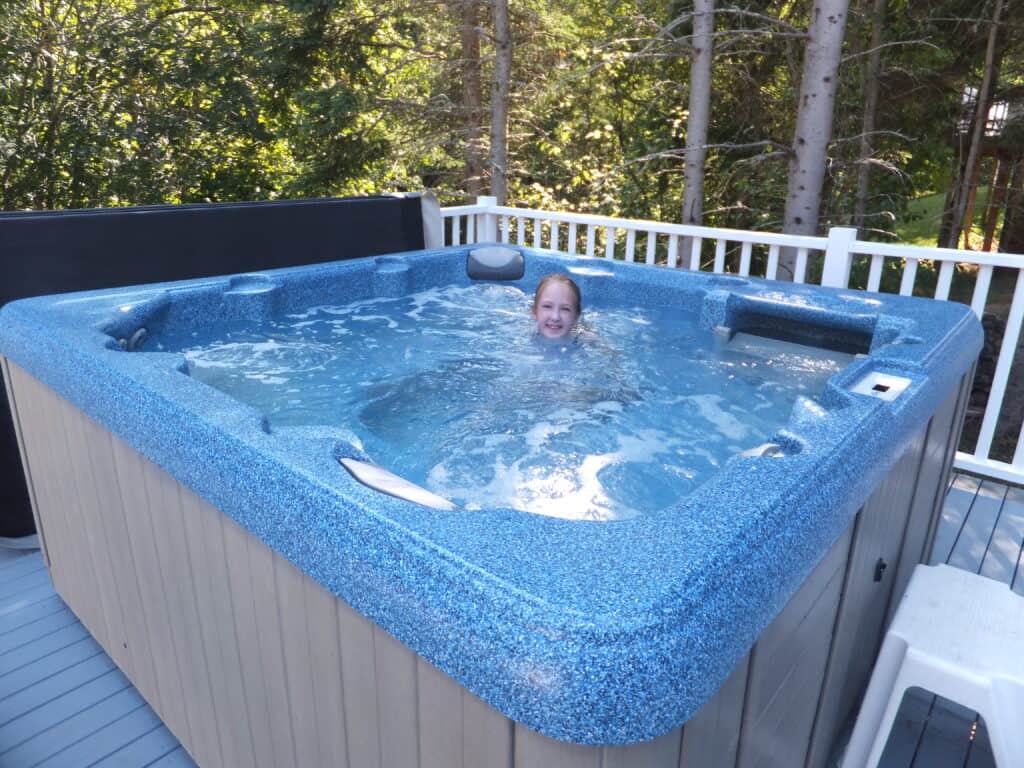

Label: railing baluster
[794,248,809,284]
[605,227,616,259]
[934,260,955,300]
[974,269,1024,463]
[1014,412,1024,470]
[739,242,752,276]
[867,255,884,293]
[971,265,994,319]
[625,230,636,262]
[766,245,780,279]
[550,222,560,251]
[452,216,461,246]
[501,215,510,244]
[713,240,726,273]
[899,258,918,296]
[517,216,526,245]
[533,219,543,249]
[568,222,578,256]
[667,235,679,268]
[585,226,596,258]
[689,237,702,271]
[645,233,657,265]
[467,214,476,244]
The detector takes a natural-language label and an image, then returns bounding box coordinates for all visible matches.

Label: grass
[895,187,1001,249]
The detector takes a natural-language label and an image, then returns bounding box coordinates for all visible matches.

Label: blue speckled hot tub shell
[0,245,982,745]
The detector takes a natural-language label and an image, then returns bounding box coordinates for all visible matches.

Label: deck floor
[869,473,1023,768]
[0,547,196,767]
[1,471,1021,768]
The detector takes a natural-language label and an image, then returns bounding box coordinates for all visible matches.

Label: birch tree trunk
[489,0,512,204]
[853,0,887,236]
[459,0,485,197]
[780,0,850,278]
[946,0,1004,250]
[681,0,715,227]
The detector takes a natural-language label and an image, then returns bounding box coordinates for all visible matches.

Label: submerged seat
[842,563,1024,768]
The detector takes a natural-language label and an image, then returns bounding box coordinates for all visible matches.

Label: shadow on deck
[1,472,1021,768]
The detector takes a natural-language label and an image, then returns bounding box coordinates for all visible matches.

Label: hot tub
[0,245,981,768]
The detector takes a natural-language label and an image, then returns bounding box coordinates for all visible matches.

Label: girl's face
[532,282,580,339]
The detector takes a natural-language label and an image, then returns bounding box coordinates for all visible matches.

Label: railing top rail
[440,204,487,216]
[443,204,828,250]
[851,239,1024,269]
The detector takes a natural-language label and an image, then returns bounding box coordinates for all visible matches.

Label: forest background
[1,0,1022,251]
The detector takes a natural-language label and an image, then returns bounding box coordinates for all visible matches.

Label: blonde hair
[533,274,581,314]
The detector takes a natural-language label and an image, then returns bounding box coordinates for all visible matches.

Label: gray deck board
[0,549,196,768]
[874,470,1023,768]
[1,469,1021,768]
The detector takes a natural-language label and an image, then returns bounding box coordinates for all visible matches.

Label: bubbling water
[157,284,845,520]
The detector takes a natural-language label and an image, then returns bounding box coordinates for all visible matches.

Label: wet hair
[533,274,582,315]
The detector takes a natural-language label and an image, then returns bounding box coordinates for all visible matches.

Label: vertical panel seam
[372,626,385,767]
[298,573,324,766]
[272,556,301,768]
[54,397,116,647]
[77,409,133,676]
[244,533,292,768]
[176,483,227,768]
[334,598,353,768]
[215,513,259,767]
[228,518,273,768]
[801,505,861,768]
[140,454,196,749]
[108,433,166,720]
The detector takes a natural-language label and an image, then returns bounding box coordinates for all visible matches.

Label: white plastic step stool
[843,563,1024,767]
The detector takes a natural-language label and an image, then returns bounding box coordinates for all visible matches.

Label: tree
[488,0,512,203]
[852,0,888,236]
[457,0,486,196]
[945,0,1005,249]
[782,0,851,243]
[681,0,714,227]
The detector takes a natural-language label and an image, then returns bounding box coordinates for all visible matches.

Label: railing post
[821,227,857,288]
[476,195,499,242]
[419,191,443,249]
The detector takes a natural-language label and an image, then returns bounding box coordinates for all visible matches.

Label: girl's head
[531,274,581,339]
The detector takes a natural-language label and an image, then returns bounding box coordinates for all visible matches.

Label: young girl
[531,274,582,340]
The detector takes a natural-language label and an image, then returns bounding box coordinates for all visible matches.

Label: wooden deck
[0,547,196,767]
[0,472,1021,768]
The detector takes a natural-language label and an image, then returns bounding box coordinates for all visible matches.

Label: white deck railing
[441,196,1024,486]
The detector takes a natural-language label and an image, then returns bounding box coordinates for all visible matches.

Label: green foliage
[2,0,1023,240]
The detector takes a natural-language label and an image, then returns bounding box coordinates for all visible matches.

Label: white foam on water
[351,315,399,329]
[686,394,752,441]
[170,283,847,518]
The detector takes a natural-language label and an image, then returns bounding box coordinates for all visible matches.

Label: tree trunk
[488,0,512,204]
[780,0,851,279]
[946,0,1004,249]
[853,0,887,236]
[681,0,714,228]
[999,153,1024,252]
[458,0,485,197]
[961,160,984,249]
[983,153,1010,251]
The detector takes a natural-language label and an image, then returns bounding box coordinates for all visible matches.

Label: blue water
[154,284,846,520]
